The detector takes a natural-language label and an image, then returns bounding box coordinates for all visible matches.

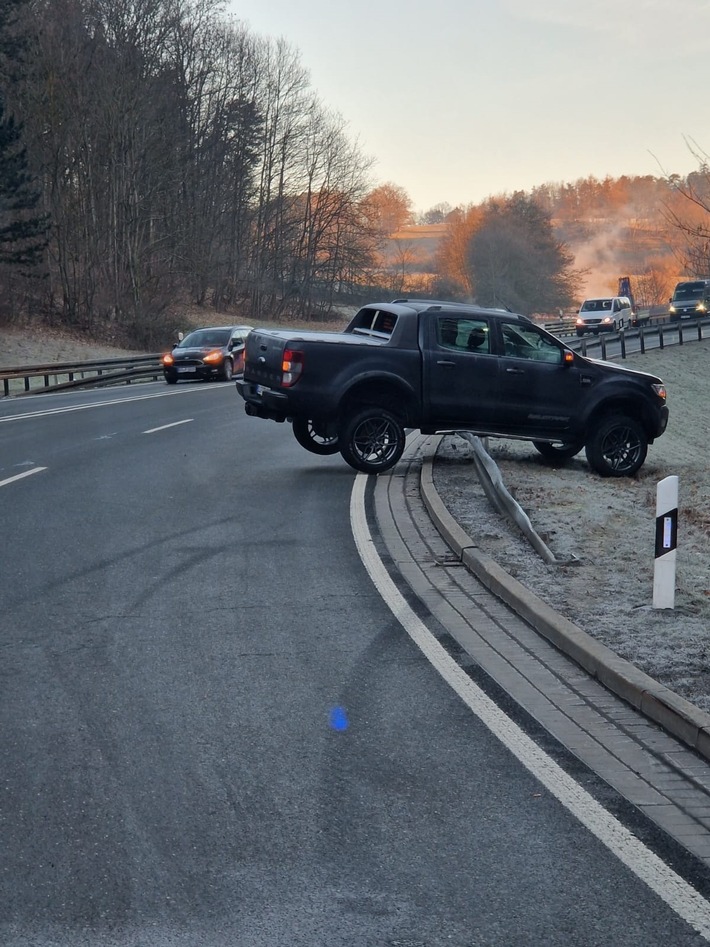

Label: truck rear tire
[339,407,406,474]
[585,414,648,477]
[532,440,583,462]
[292,417,340,455]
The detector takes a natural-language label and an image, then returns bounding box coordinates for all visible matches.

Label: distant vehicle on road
[575,296,633,336]
[668,279,710,321]
[618,275,649,327]
[162,325,253,384]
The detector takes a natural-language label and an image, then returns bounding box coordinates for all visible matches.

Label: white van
[575,296,633,336]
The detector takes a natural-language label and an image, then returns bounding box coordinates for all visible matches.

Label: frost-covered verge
[433,340,710,710]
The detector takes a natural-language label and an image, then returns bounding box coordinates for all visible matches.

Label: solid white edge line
[349,472,710,939]
[143,419,193,434]
[0,466,47,488]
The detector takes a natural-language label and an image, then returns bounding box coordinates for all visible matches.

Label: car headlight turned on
[652,383,667,401]
[669,304,677,314]
[162,353,174,366]
[601,316,613,324]
[203,349,224,364]
[575,317,585,326]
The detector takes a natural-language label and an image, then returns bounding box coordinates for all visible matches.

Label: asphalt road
[1,380,708,946]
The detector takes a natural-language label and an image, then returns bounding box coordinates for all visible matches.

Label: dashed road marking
[0,466,47,488]
[143,419,193,434]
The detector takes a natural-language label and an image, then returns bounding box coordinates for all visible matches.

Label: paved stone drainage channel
[368,432,710,874]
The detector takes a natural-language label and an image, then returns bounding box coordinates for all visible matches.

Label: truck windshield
[674,282,706,301]
[581,299,612,312]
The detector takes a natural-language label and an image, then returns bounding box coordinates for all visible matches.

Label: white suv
[575,296,632,336]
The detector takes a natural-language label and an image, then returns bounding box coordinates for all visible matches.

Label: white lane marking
[349,473,710,940]
[0,466,47,488]
[0,385,220,424]
[143,419,193,434]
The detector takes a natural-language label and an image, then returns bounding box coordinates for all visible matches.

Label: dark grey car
[162,325,253,384]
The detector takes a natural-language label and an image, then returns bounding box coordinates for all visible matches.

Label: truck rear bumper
[236,379,289,422]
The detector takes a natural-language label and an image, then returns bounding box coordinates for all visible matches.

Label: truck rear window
[348,307,397,339]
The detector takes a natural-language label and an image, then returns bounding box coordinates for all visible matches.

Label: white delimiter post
[653,475,679,609]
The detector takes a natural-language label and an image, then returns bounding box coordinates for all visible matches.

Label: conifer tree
[0,95,48,270]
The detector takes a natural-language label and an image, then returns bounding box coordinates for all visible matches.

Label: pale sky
[226,0,709,212]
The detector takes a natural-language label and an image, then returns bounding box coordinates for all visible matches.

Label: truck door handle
[505,367,525,374]
[436,359,456,366]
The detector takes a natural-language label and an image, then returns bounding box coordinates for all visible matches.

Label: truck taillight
[282,348,303,387]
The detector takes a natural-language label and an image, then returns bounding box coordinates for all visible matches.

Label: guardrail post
[678,323,684,345]
[653,476,678,609]
[619,328,626,359]
[658,324,664,349]
[600,335,607,360]
[639,324,646,354]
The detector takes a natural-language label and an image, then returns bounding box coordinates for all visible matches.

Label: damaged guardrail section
[419,433,710,762]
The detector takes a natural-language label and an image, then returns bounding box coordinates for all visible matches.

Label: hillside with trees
[0,0,404,345]
[419,174,710,314]
[2,0,710,345]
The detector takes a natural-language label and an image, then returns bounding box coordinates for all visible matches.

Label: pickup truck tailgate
[244,329,288,387]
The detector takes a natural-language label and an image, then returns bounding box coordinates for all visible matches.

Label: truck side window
[438,318,489,353]
[501,324,562,364]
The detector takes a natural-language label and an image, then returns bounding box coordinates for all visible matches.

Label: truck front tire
[339,407,406,474]
[584,414,648,477]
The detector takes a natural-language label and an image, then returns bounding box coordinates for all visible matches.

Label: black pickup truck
[236,299,669,477]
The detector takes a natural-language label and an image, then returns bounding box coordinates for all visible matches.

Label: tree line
[430,171,710,314]
[0,0,406,346]
[1,0,709,342]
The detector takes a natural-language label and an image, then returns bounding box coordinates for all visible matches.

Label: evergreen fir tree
[0,95,48,270]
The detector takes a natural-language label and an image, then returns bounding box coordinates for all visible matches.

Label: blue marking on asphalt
[329,706,349,731]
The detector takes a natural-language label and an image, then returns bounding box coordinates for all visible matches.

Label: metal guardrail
[2,313,708,398]
[538,308,665,338]
[565,315,710,360]
[0,353,163,397]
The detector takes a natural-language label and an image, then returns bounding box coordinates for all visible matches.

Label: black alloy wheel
[291,417,340,455]
[585,414,648,477]
[222,357,233,381]
[339,407,406,474]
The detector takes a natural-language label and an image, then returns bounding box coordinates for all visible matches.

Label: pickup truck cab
[236,299,669,477]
